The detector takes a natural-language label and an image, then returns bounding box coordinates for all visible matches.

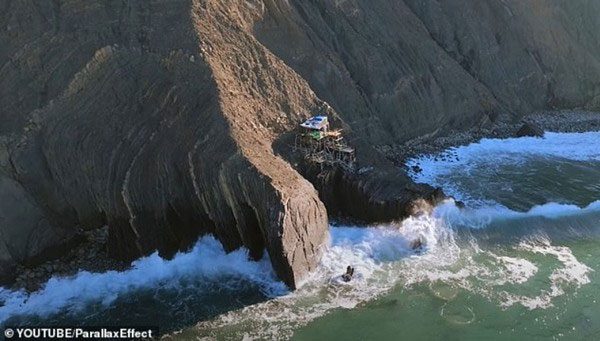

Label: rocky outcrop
[0,171,80,279]
[293,140,444,223]
[1,0,599,288]
[516,122,545,138]
[0,0,329,288]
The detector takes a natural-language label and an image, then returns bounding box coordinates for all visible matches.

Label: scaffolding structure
[294,116,356,172]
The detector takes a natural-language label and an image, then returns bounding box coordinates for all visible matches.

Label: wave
[5,128,600,335]
[185,197,599,338]
[0,236,287,324]
[407,131,600,203]
[0,206,458,332]
[182,211,459,339]
[435,199,600,229]
[185,131,599,336]
[403,132,599,314]
[2,198,594,338]
[408,131,600,179]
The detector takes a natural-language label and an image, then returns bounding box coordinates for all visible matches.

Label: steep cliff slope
[1,0,330,288]
[1,0,599,288]
[254,0,600,143]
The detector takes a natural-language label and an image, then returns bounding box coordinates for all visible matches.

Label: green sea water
[175,132,600,340]
[293,238,600,341]
[2,132,599,341]
[292,133,600,341]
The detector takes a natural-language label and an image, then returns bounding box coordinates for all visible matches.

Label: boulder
[516,122,545,138]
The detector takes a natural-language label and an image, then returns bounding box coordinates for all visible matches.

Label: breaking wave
[2,131,598,338]
[176,199,594,339]
[407,131,600,205]
[0,236,287,325]
[408,131,600,183]
[177,210,458,339]
[2,199,594,338]
[436,199,600,229]
[186,132,599,338]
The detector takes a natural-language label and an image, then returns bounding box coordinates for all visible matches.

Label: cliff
[1,0,599,287]
[255,0,600,143]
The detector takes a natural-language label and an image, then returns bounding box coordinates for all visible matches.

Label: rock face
[254,0,600,143]
[1,0,599,287]
[516,122,545,138]
[294,140,445,223]
[0,0,329,288]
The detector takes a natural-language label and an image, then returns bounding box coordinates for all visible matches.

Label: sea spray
[185,206,596,337]
[408,131,600,181]
[3,132,598,338]
[186,207,461,339]
[180,131,599,338]
[404,132,598,311]
[407,131,600,205]
[2,200,595,339]
[0,236,287,324]
[436,199,600,229]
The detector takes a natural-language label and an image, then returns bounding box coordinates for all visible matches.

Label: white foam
[492,255,538,285]
[407,131,600,202]
[2,199,592,338]
[398,231,590,311]
[435,199,600,229]
[499,238,593,310]
[189,212,459,339]
[403,131,598,310]
[0,236,287,324]
[181,132,600,336]
[182,196,597,338]
[5,128,600,334]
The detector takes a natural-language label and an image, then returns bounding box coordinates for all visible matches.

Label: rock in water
[516,122,545,138]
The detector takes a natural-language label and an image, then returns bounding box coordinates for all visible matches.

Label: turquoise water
[1,132,599,340]
[292,133,600,341]
[175,132,600,340]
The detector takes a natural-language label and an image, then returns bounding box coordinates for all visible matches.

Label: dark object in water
[342,265,355,282]
[449,196,466,209]
[410,238,423,250]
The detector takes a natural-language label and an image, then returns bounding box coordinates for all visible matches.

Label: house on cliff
[296,116,356,171]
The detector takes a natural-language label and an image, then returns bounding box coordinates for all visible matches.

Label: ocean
[2,131,599,340]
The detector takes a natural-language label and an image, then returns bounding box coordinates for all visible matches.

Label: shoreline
[10,110,600,293]
[12,227,129,292]
[379,110,600,165]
